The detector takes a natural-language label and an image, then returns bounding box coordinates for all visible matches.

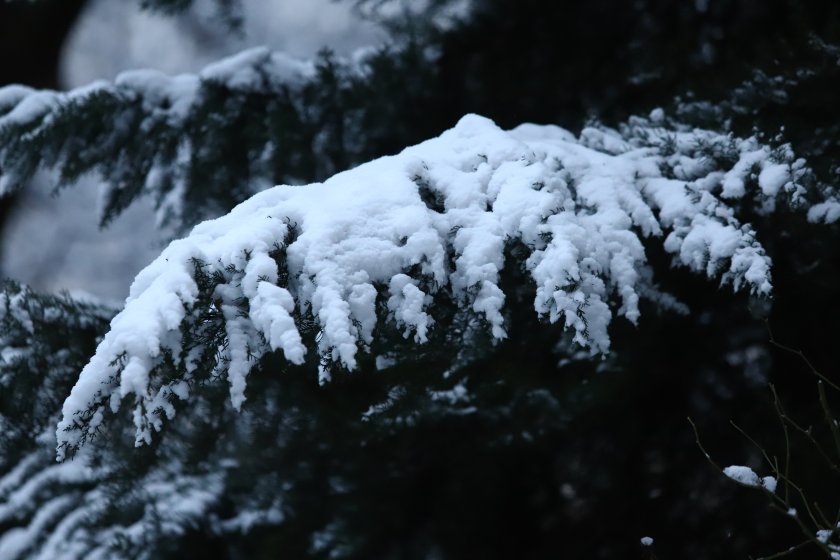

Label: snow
[0,495,76,560]
[758,163,790,197]
[818,529,833,543]
[0,457,94,523]
[723,465,760,486]
[0,453,43,497]
[0,91,60,132]
[808,198,840,224]
[0,419,230,559]
[60,0,385,88]
[0,284,239,558]
[649,107,665,122]
[115,70,199,125]
[56,113,805,455]
[213,505,285,534]
[0,85,34,112]
[723,466,778,493]
[722,465,761,487]
[0,45,318,236]
[200,46,315,91]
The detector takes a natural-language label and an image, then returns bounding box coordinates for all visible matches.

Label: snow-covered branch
[56,112,818,457]
[0,283,112,559]
[0,282,111,464]
[0,46,365,231]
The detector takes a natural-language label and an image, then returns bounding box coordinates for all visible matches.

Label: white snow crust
[723,465,761,487]
[723,465,778,493]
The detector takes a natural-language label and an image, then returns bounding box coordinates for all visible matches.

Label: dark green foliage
[0,281,111,465]
[428,0,840,129]
[0,282,111,549]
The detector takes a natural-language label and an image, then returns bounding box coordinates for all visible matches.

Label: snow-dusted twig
[691,336,840,559]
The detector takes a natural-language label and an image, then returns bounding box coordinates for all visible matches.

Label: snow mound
[723,465,761,487]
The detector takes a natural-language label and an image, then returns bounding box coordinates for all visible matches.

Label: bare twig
[817,381,840,462]
[697,334,840,558]
[731,420,776,471]
[755,538,815,559]
[814,501,833,529]
[766,321,840,392]
[770,384,792,503]
[773,405,840,474]
[687,416,722,471]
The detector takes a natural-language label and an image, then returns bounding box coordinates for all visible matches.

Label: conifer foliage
[52,111,830,460]
[2,1,840,558]
[0,282,111,559]
[0,44,437,232]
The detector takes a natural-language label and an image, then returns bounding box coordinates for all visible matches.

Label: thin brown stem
[813,501,832,529]
[768,503,834,557]
[688,416,723,471]
[770,384,792,503]
[731,420,776,470]
[778,412,840,474]
[755,538,815,559]
[767,321,840,392]
[817,381,840,462]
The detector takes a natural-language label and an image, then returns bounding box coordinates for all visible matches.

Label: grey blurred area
[1,177,163,304]
[1,0,384,303]
[61,0,385,86]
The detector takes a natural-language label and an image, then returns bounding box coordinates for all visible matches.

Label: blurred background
[0,0,383,302]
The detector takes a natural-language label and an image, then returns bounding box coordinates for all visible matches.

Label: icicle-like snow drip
[58,113,816,456]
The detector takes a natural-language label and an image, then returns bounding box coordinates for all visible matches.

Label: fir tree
[1,1,840,558]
